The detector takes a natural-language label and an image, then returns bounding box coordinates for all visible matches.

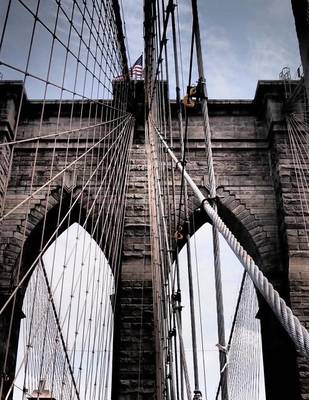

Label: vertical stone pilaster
[112,84,157,399]
[290,257,309,398]
[291,0,309,98]
[0,82,24,214]
[0,82,25,399]
[267,92,308,398]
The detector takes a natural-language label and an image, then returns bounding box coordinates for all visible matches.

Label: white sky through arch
[13,223,114,400]
[178,223,266,400]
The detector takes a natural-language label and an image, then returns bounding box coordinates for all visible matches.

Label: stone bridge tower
[111,79,309,400]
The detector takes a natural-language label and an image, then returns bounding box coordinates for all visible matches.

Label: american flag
[130,54,143,79]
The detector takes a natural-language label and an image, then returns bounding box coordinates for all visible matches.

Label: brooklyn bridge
[0,0,308,399]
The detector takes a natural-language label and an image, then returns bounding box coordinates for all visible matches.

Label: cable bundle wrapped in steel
[155,127,309,359]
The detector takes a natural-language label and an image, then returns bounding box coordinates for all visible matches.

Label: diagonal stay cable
[214,272,246,400]
[39,258,81,400]
[9,116,134,400]
[53,120,133,337]
[0,115,131,222]
[0,119,134,396]
[0,116,134,317]
[0,116,127,148]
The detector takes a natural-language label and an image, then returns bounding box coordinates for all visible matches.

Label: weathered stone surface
[0,80,308,400]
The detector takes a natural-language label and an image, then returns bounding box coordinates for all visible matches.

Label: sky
[0,0,301,99]
[122,0,301,99]
[14,223,115,400]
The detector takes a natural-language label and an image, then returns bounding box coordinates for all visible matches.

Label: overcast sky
[0,0,300,99]
[122,0,301,99]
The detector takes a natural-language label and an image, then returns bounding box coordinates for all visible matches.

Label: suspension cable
[190,1,229,397]
[154,124,309,359]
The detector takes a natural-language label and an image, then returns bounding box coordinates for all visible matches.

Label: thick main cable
[154,125,309,359]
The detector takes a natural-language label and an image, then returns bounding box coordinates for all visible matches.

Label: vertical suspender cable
[169,6,185,400]
[190,1,229,399]
[170,4,201,399]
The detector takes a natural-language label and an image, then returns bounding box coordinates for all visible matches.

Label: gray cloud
[122,0,300,99]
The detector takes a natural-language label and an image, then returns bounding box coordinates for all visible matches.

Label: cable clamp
[172,296,183,313]
[166,2,176,14]
[173,304,183,313]
[195,78,208,100]
[174,226,184,241]
[0,372,9,381]
[168,328,176,338]
[216,343,228,353]
[193,390,203,400]
[208,195,218,201]
[183,86,198,108]
[172,290,181,303]
[198,77,207,85]
[175,159,187,169]
[208,196,218,207]
[175,160,182,169]
[201,198,209,210]
[201,196,218,210]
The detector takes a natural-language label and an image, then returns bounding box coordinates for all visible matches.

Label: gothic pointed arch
[178,185,301,399]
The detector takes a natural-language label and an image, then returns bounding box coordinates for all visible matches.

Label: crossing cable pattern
[215,273,263,400]
[144,0,242,398]
[145,2,186,398]
[145,1,236,399]
[145,1,210,399]
[223,274,262,400]
[0,0,133,399]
